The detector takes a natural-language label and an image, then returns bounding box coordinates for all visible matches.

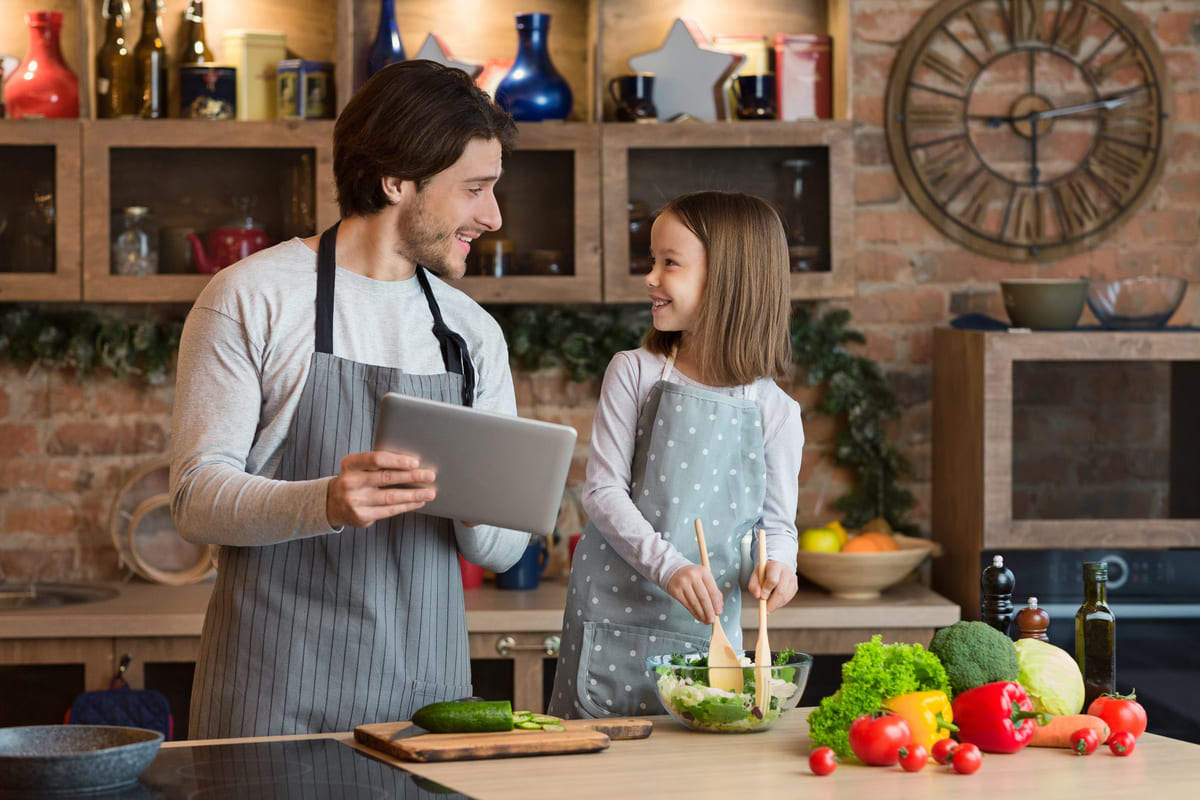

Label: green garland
[0,302,916,532]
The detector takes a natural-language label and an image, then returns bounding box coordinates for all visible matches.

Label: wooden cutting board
[354,717,652,762]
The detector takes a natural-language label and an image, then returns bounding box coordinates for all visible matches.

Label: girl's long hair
[644,191,792,385]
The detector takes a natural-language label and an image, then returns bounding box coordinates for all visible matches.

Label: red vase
[4,11,80,119]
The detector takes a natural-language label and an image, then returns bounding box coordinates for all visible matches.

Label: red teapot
[186,197,271,273]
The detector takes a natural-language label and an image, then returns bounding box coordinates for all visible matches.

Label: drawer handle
[496,635,560,657]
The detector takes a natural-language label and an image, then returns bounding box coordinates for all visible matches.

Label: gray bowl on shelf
[0,725,162,794]
[1000,278,1088,330]
[1086,275,1188,329]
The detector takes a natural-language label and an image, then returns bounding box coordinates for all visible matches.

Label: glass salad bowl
[1086,275,1188,329]
[646,650,812,733]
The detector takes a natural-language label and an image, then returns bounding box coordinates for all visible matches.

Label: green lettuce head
[1014,637,1085,716]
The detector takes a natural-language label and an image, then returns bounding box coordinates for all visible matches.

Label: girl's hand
[667,564,724,624]
[750,560,798,613]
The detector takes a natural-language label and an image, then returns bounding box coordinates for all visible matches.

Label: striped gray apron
[189,223,478,738]
[548,354,766,718]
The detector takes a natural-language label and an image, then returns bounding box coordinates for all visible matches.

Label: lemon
[799,527,842,553]
[824,520,848,546]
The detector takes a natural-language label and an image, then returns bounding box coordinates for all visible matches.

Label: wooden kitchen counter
[0,578,958,708]
[173,710,1200,799]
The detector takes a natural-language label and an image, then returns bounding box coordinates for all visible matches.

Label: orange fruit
[841,532,900,552]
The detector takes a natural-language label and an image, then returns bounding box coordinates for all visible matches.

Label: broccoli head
[928,620,1019,696]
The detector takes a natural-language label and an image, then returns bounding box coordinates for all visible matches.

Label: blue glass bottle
[495,13,573,121]
[366,0,405,78]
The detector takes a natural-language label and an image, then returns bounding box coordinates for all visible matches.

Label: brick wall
[2,0,1198,581]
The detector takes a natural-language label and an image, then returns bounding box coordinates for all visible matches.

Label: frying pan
[0,725,162,795]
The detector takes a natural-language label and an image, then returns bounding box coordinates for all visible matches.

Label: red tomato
[1070,727,1100,755]
[930,737,959,765]
[808,746,838,776]
[1108,730,1137,757]
[1088,692,1148,740]
[898,743,928,772]
[848,713,912,766]
[951,742,982,774]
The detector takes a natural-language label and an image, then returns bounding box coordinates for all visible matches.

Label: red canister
[774,33,832,121]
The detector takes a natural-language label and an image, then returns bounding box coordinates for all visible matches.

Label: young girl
[548,190,804,719]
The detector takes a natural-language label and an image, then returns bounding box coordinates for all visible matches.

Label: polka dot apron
[548,353,766,718]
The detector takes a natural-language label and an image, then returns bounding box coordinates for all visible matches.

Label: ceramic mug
[607,73,657,122]
[732,74,777,120]
[496,538,549,590]
[459,554,484,590]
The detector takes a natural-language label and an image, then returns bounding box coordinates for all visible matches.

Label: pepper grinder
[1015,596,1050,641]
[980,554,1015,636]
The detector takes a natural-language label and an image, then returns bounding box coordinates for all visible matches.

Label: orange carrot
[1030,714,1111,748]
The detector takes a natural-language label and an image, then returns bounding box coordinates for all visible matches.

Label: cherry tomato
[1108,730,1137,756]
[1088,692,1148,740]
[808,746,838,776]
[898,743,928,772]
[848,712,912,766]
[930,737,959,765]
[1070,727,1100,756]
[951,742,982,774]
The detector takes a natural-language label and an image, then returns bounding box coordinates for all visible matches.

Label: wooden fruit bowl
[794,535,942,599]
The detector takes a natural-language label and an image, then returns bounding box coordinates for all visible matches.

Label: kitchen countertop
[0,578,959,639]
[172,709,1200,799]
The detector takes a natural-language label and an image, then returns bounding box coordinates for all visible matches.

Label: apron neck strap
[314,223,475,407]
[661,346,677,382]
[415,265,476,407]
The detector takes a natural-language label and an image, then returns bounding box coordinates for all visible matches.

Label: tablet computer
[372,392,577,536]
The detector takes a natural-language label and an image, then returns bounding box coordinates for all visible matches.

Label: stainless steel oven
[999,548,1200,744]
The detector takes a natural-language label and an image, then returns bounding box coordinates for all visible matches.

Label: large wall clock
[885,0,1173,261]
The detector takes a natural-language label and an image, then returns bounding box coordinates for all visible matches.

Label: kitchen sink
[0,582,119,610]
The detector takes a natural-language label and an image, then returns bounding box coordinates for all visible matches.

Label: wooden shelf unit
[0,120,82,302]
[601,119,855,303]
[931,327,1200,619]
[1,0,853,304]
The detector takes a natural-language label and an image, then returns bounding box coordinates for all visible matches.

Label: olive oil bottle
[96,0,136,118]
[134,0,168,118]
[1075,561,1116,709]
[181,0,215,65]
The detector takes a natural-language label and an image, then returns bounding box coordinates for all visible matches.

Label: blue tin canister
[180,66,237,120]
[277,59,334,119]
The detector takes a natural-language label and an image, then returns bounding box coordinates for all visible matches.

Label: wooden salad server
[693,518,743,692]
[754,530,771,713]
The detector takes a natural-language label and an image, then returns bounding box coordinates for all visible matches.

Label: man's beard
[395,192,467,280]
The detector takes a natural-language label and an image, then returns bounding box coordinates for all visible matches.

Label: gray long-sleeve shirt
[169,238,528,572]
[582,348,804,589]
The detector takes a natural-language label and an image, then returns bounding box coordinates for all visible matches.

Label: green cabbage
[1014,638,1085,716]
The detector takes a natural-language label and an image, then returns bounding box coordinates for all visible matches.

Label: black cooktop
[15,739,471,800]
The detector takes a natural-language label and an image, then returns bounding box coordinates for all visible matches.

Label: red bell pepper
[950,681,1046,753]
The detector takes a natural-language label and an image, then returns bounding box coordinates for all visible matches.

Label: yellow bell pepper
[883,690,957,750]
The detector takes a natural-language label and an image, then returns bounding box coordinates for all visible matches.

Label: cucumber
[411,700,514,733]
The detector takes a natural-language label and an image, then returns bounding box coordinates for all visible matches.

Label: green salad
[652,650,801,732]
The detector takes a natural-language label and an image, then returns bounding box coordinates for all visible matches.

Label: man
[169,60,528,738]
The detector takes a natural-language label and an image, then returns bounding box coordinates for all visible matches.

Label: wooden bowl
[794,535,942,599]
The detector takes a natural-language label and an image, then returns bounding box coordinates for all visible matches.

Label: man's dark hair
[333,60,518,217]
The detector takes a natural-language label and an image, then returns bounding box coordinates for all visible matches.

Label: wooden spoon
[754,530,771,713]
[693,519,743,693]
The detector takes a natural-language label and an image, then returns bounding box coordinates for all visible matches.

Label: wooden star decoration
[628,18,745,121]
[414,33,483,80]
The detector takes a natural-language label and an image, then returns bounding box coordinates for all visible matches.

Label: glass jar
[111,206,158,275]
[779,158,823,273]
[628,201,652,275]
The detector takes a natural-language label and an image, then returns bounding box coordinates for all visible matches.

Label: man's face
[395,138,504,280]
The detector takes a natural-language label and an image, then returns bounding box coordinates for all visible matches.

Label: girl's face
[645,211,708,334]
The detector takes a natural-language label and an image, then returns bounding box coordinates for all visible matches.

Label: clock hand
[1030,96,1129,121]
[978,96,1129,128]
